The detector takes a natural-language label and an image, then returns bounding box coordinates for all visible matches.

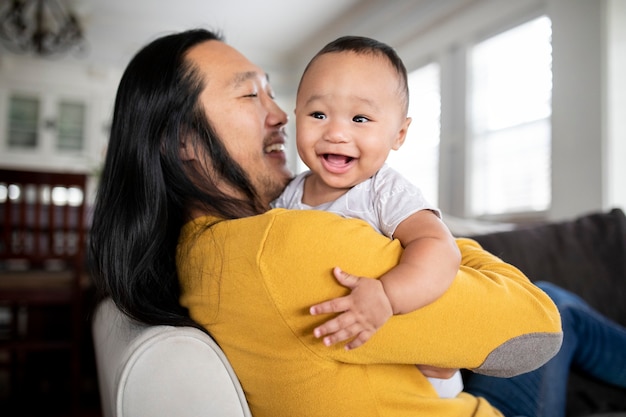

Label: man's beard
[257,171,293,209]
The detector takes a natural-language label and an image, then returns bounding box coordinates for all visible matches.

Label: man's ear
[179,138,196,161]
[392,117,412,150]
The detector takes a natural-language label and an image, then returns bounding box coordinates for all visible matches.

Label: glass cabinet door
[4,95,86,152]
[7,95,40,149]
[57,100,85,151]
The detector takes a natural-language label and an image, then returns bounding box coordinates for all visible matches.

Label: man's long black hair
[89,29,262,327]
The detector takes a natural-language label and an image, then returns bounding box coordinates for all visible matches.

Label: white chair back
[92,298,252,417]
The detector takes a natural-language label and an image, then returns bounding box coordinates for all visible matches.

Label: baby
[273,36,463,398]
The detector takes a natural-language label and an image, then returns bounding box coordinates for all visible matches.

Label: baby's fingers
[345,330,375,350]
[310,296,351,315]
[313,312,357,340]
[317,322,364,347]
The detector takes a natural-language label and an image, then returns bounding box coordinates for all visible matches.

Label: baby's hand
[310,267,393,350]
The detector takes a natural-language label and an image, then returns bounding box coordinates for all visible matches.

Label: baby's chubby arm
[310,210,460,349]
[382,209,460,314]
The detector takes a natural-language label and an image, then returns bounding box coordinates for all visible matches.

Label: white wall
[606,0,626,211]
[534,0,624,218]
[548,0,604,220]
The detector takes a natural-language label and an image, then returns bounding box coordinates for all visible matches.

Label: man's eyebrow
[231,71,270,86]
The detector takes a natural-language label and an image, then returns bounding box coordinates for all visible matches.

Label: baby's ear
[392,117,412,150]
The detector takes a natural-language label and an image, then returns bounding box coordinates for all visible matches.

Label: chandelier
[0,0,87,57]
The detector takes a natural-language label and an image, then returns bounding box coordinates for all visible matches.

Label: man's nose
[267,99,288,127]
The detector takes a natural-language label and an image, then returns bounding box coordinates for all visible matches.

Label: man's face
[186,40,293,207]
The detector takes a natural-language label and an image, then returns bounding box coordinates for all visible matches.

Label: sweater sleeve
[260,209,562,378]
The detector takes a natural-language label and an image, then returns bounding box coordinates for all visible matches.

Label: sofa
[92,208,626,417]
[467,208,626,417]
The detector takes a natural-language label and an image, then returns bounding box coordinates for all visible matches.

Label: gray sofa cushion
[470,208,626,326]
[469,208,626,417]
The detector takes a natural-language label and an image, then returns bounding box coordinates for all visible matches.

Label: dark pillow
[469,208,626,327]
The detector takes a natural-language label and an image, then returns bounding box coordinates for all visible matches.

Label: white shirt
[273,164,439,238]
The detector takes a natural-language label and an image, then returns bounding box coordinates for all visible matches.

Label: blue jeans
[463,281,626,417]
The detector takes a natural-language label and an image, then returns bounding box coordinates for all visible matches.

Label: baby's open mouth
[323,153,354,165]
[320,153,356,174]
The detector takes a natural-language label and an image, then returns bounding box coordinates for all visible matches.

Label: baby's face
[295,51,411,193]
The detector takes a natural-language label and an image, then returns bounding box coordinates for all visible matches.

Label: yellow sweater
[178,208,562,417]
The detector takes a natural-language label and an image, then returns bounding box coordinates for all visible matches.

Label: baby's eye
[353,115,370,123]
[310,112,326,120]
[243,92,258,98]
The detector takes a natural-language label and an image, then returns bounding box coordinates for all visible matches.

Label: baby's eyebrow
[352,95,378,109]
[304,93,326,105]
[304,93,379,110]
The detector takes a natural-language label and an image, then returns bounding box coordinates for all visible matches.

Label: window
[386,62,440,206]
[469,16,552,216]
[7,95,40,149]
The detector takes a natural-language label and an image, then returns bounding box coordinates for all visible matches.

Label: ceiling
[60,0,363,71]
[1,0,473,92]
